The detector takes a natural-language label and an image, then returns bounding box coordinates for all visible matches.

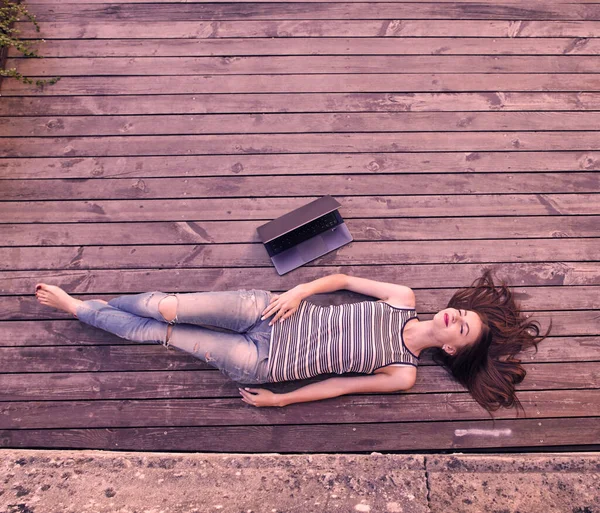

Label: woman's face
[433,307,483,355]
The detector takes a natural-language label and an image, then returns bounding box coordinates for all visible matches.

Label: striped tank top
[266,299,420,383]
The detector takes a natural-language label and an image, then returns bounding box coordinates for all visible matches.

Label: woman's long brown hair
[432,269,551,415]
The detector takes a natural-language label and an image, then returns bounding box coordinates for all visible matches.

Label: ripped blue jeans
[75,289,274,384]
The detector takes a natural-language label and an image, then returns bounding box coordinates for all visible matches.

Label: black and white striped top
[266,299,420,383]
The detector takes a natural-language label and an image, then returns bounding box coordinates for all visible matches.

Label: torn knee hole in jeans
[158,294,179,324]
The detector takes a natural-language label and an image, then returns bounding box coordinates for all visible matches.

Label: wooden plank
[4,133,600,158]
[3,417,600,451]
[11,38,600,58]
[0,195,596,223]
[3,93,599,116]
[14,20,600,39]
[2,240,599,274]
[25,4,600,22]
[3,311,598,346]
[523,336,600,363]
[3,217,598,246]
[4,262,599,296]
[4,173,600,201]
[2,389,599,429]
[3,287,599,320]
[1,319,125,346]
[2,152,599,179]
[5,74,600,97]
[0,346,206,373]
[5,112,600,137]
[24,0,600,4]
[2,362,598,400]
[7,55,600,76]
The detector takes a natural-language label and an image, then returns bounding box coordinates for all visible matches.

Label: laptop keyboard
[265,211,341,256]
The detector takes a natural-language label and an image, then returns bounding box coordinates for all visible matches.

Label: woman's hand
[260,284,307,326]
[239,387,281,407]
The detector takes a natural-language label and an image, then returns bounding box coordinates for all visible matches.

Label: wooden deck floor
[0,1,599,453]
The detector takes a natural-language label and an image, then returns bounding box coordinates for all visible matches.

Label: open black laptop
[257,196,353,275]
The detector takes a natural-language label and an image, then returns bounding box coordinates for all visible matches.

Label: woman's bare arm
[299,273,414,305]
[298,273,348,298]
[239,369,417,407]
[343,275,415,306]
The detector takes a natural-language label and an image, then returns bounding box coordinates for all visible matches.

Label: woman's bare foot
[35,283,83,317]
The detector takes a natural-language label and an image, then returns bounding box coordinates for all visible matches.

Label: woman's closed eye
[460,310,469,336]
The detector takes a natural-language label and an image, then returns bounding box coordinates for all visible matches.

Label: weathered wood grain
[2,389,599,430]
[4,133,600,158]
[4,74,600,96]
[2,217,598,246]
[14,170,600,196]
[3,93,598,116]
[15,20,600,39]
[4,112,600,137]
[11,38,600,58]
[25,4,600,22]
[25,0,600,4]
[4,173,600,201]
[7,55,600,76]
[3,417,599,452]
[2,240,599,274]
[0,195,596,223]
[3,152,599,179]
